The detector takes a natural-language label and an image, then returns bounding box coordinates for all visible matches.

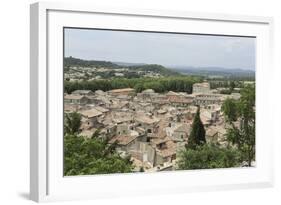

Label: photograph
[63,28,256,176]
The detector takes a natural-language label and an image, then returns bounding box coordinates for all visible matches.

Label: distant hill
[113,61,146,67]
[64,57,180,76]
[128,64,180,76]
[64,56,119,68]
[172,66,255,78]
[64,57,254,79]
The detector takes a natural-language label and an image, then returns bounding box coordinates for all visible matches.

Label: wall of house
[116,123,129,135]
[173,131,187,142]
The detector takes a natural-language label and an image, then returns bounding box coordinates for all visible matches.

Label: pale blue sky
[64,28,256,70]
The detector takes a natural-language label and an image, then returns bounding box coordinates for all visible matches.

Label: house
[169,97,193,107]
[94,106,109,113]
[135,114,160,134]
[166,91,180,100]
[165,122,191,144]
[165,91,194,107]
[151,95,170,107]
[131,157,153,172]
[108,88,135,96]
[137,89,158,101]
[112,112,133,124]
[192,82,210,94]
[64,103,81,113]
[206,125,227,145]
[79,108,103,119]
[137,102,155,113]
[172,123,190,142]
[72,90,94,96]
[129,142,156,167]
[109,100,129,110]
[108,135,139,152]
[103,124,117,139]
[78,108,103,129]
[64,94,89,104]
[94,90,106,96]
[154,140,177,166]
[116,123,130,136]
[200,109,219,124]
[194,93,223,106]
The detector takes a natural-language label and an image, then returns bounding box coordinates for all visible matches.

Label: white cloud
[64,28,256,70]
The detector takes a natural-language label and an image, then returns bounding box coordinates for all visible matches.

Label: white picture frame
[30,1,274,202]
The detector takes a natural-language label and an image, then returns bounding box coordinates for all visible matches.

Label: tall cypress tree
[187,106,206,149]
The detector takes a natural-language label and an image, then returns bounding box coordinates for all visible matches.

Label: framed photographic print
[30,2,274,202]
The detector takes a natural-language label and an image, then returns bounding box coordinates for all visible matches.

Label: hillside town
[64,82,244,172]
[64,64,165,81]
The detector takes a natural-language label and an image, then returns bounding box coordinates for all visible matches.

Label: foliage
[209,80,251,89]
[177,143,241,170]
[187,107,206,149]
[64,56,119,68]
[223,85,255,166]
[64,76,201,94]
[229,81,235,92]
[64,134,134,176]
[219,89,232,95]
[222,98,239,122]
[64,112,81,135]
[209,80,230,89]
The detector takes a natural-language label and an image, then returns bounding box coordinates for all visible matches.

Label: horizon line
[64,56,256,71]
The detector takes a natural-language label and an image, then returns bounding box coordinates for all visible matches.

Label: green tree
[223,85,255,166]
[64,113,133,176]
[64,134,134,176]
[222,98,239,122]
[64,76,201,94]
[64,112,81,135]
[177,143,241,170]
[229,81,235,92]
[187,107,206,149]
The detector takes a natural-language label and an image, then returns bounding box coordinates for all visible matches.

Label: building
[135,115,160,134]
[154,139,177,166]
[108,88,135,96]
[63,82,237,172]
[169,97,193,107]
[172,123,191,142]
[72,90,94,96]
[64,104,81,113]
[64,94,89,104]
[194,93,223,106]
[79,108,103,129]
[137,89,158,101]
[206,125,227,145]
[108,135,139,153]
[192,82,210,94]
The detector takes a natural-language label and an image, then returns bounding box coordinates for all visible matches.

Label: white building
[192,82,210,94]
